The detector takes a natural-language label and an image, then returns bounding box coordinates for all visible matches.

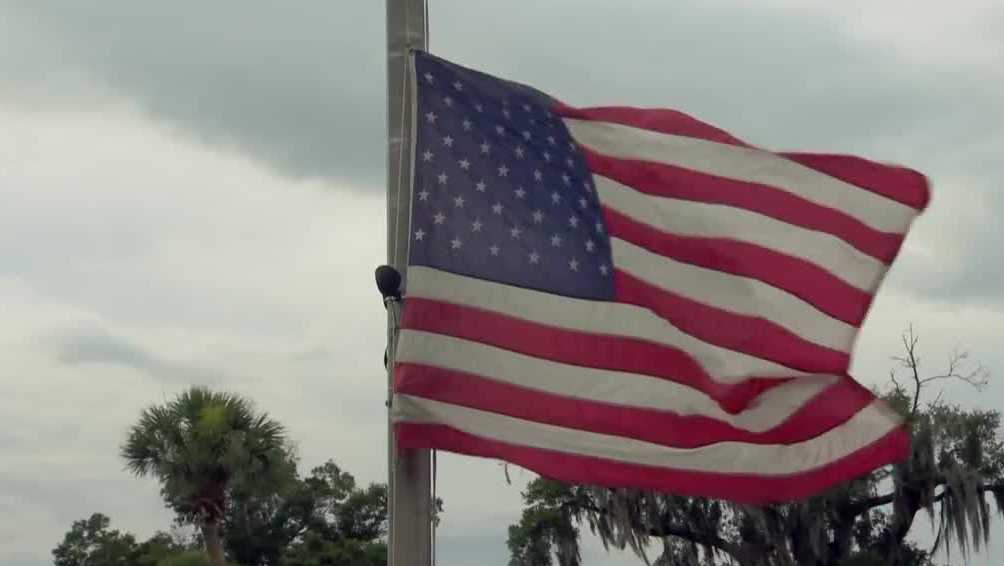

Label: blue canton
[410,51,614,300]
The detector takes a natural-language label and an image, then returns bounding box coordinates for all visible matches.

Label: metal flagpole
[386,1,431,565]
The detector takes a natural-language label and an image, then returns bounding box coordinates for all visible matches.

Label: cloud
[1,1,387,187]
[52,325,234,385]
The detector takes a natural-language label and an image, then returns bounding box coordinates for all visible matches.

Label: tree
[122,386,291,566]
[222,459,390,566]
[53,513,139,566]
[52,513,195,566]
[507,329,1002,565]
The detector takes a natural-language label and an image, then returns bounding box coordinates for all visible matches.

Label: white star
[569,258,580,271]
[498,164,509,177]
[579,197,588,209]
[585,239,596,253]
[550,234,563,247]
[561,173,571,185]
[522,131,532,141]
[551,192,562,204]
[529,251,541,264]
[532,210,544,224]
[414,229,426,241]
[599,264,610,276]
[543,151,552,162]
[566,157,575,168]
[569,216,580,228]
[443,96,453,107]
[474,103,484,113]
[514,146,525,159]
[495,125,505,135]
[434,212,446,224]
[459,158,470,170]
[453,81,463,91]
[568,141,577,152]
[462,119,473,131]
[489,244,500,256]
[417,189,430,201]
[523,103,532,112]
[582,180,593,192]
[595,221,605,233]
[492,202,504,215]
[437,172,448,184]
[442,135,454,147]
[451,237,463,250]
[480,141,491,155]
[475,180,487,192]
[422,149,434,162]
[425,111,437,124]
[502,108,511,119]
[454,195,465,208]
[424,72,434,83]
[510,226,522,239]
[472,219,483,232]
[514,187,526,199]
[533,170,543,181]
[547,136,556,146]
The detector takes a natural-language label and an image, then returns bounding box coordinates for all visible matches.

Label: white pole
[386,1,431,566]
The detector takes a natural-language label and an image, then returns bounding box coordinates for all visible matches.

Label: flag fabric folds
[391,50,929,504]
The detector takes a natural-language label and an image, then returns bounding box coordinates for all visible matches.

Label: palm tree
[122,386,289,566]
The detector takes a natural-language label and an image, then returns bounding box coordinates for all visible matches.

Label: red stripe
[395,422,911,504]
[586,148,906,263]
[555,104,930,211]
[401,298,787,414]
[615,270,850,374]
[395,364,875,448]
[605,207,873,326]
[555,104,750,147]
[779,153,930,211]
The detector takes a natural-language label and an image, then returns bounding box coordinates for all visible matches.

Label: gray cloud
[2,1,387,187]
[4,1,1000,190]
[53,325,231,385]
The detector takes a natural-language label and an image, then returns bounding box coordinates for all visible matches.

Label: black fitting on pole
[375,265,403,303]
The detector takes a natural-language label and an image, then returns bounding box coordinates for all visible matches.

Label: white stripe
[393,395,900,475]
[596,175,887,292]
[564,118,916,235]
[612,239,857,352]
[406,266,807,380]
[397,329,837,432]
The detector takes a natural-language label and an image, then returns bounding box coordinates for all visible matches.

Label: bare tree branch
[890,325,990,416]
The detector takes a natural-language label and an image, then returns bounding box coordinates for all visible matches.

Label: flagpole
[386,1,432,566]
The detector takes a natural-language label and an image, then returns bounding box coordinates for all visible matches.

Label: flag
[391,51,928,503]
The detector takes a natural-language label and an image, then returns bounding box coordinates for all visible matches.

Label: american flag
[392,51,929,503]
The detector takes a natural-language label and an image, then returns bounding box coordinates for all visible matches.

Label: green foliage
[52,513,197,566]
[155,550,212,566]
[280,533,386,566]
[53,513,139,566]
[507,480,589,566]
[121,386,291,525]
[122,386,291,566]
[223,460,390,566]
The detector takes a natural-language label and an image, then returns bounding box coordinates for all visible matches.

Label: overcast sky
[1,1,1002,565]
